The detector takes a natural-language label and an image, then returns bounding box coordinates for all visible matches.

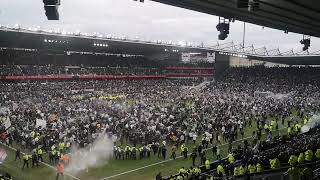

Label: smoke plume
[301,114,320,133]
[65,131,114,175]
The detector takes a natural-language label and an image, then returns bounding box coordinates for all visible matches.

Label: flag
[36,119,47,128]
[0,149,7,164]
[4,117,11,129]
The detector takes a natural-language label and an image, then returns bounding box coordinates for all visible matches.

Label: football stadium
[1,0,320,180]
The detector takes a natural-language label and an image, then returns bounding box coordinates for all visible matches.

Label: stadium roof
[1,28,320,65]
[152,0,320,37]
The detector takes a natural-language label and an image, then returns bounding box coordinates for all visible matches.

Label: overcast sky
[1,0,320,53]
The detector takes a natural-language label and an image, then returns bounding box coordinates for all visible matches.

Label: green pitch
[0,115,291,180]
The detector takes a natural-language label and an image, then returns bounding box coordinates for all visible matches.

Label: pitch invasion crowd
[1,66,320,179]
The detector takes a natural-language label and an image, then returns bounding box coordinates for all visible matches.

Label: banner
[36,119,47,128]
[4,117,11,129]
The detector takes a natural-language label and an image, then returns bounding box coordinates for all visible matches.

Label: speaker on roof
[236,0,249,8]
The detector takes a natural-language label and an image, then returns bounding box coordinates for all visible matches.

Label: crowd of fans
[0,65,213,76]
[0,65,320,180]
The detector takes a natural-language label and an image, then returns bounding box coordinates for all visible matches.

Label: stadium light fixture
[216,17,230,40]
[300,35,311,51]
[43,0,60,20]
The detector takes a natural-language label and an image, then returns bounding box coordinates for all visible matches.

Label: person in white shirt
[192,133,197,144]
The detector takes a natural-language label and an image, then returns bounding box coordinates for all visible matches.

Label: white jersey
[192,134,197,141]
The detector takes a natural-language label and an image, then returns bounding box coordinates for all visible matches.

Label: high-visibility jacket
[239,166,246,175]
[146,146,151,152]
[227,153,235,164]
[51,145,56,151]
[295,124,301,132]
[23,154,29,161]
[205,160,210,169]
[234,167,239,176]
[248,164,256,174]
[303,118,308,125]
[217,165,224,175]
[179,168,186,175]
[315,149,320,159]
[287,167,301,180]
[180,144,185,152]
[37,149,43,155]
[57,151,61,158]
[298,153,305,163]
[270,158,280,169]
[31,131,35,138]
[256,163,263,173]
[288,155,298,166]
[305,150,313,161]
[193,167,201,175]
[59,142,65,150]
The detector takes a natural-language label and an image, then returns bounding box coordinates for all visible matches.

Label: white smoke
[301,114,320,133]
[65,131,114,175]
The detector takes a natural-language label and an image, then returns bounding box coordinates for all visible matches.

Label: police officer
[256,163,263,173]
[37,148,43,162]
[147,144,151,158]
[234,166,239,177]
[22,154,30,169]
[248,164,256,174]
[125,145,131,159]
[217,163,225,177]
[315,149,320,160]
[183,146,188,159]
[179,166,186,178]
[288,154,298,166]
[298,152,305,164]
[205,159,210,170]
[305,149,313,162]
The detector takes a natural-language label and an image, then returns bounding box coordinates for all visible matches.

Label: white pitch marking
[101,127,286,180]
[0,142,80,180]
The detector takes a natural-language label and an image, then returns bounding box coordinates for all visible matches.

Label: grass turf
[0,115,292,180]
